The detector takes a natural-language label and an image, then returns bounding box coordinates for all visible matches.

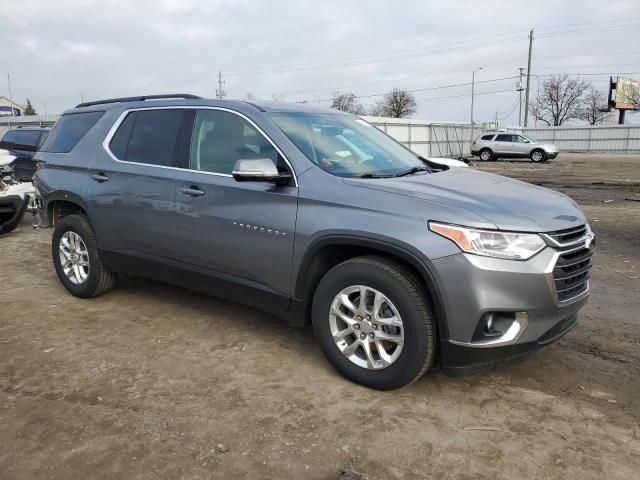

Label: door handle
[90,173,109,183]
[180,186,205,197]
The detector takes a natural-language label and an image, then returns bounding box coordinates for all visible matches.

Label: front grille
[553,247,593,302]
[545,225,588,245]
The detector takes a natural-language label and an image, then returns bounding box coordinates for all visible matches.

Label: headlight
[429,222,546,260]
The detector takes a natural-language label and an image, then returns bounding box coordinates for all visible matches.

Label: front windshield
[269,112,425,178]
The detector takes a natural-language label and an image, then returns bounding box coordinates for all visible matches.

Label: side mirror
[232,158,292,185]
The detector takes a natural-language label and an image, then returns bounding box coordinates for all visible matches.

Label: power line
[269,58,527,97]
[224,31,529,76]
[315,75,520,103]
[413,89,516,103]
[224,19,640,77]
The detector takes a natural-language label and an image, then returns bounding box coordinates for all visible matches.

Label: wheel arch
[294,235,449,340]
[46,191,90,227]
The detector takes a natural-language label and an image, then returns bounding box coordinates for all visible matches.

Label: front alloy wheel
[312,256,435,390]
[531,150,545,162]
[330,285,404,369]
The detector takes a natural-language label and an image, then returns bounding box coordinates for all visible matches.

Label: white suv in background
[472,132,559,162]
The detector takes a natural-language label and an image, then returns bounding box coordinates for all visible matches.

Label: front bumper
[546,151,559,159]
[431,243,591,376]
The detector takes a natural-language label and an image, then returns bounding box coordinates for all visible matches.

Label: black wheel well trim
[45,191,90,225]
[295,234,450,340]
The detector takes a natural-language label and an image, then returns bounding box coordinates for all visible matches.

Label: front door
[174,108,298,309]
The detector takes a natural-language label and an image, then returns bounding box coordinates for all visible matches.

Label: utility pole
[216,71,225,99]
[518,67,525,126]
[6,73,14,127]
[470,67,483,144]
[523,29,534,127]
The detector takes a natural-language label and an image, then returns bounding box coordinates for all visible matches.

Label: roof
[68,94,342,116]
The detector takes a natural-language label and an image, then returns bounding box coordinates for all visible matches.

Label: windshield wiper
[359,172,392,179]
[394,166,432,177]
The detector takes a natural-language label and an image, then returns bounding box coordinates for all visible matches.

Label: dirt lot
[1,153,639,479]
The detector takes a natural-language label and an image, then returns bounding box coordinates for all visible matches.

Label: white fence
[364,116,640,155]
[2,113,640,155]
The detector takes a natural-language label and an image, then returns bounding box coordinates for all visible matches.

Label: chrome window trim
[101,105,298,186]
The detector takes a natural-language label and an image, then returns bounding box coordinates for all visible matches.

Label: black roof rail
[75,94,203,109]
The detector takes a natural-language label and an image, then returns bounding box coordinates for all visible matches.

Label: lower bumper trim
[441,315,578,376]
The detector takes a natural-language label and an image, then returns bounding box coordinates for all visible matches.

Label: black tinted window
[14,130,43,149]
[1,130,18,143]
[126,110,185,166]
[190,109,279,174]
[109,112,137,160]
[495,134,513,142]
[40,111,104,153]
[481,134,494,140]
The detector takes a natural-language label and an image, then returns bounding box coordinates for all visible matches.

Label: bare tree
[245,92,258,101]
[577,87,612,125]
[529,75,589,126]
[271,93,286,103]
[330,91,366,115]
[369,88,417,118]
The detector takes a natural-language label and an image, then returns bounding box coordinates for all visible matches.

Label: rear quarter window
[40,111,104,153]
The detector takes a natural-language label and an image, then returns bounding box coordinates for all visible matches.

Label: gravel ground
[1,153,639,479]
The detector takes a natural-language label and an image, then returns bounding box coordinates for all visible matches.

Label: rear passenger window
[190,109,279,175]
[123,109,188,167]
[481,134,494,141]
[14,130,43,149]
[40,111,104,153]
[109,112,137,160]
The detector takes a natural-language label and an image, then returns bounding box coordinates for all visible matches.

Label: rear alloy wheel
[313,256,435,390]
[52,214,118,298]
[59,231,90,285]
[530,149,546,162]
[479,149,493,161]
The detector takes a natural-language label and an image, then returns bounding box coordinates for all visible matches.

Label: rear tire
[479,149,493,162]
[312,256,436,390]
[52,214,118,298]
[530,149,546,162]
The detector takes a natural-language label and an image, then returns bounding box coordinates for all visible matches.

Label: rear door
[174,108,298,308]
[87,108,193,259]
[494,134,515,154]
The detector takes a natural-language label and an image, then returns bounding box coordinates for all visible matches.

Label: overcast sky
[1,0,639,124]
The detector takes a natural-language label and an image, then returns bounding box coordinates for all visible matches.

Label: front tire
[312,256,436,390]
[52,214,118,298]
[530,149,546,162]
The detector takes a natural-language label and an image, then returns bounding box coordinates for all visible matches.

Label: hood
[343,168,586,232]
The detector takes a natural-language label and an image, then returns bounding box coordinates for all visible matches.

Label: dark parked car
[34,95,593,390]
[0,126,50,181]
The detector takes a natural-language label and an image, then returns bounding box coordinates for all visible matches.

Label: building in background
[0,96,24,117]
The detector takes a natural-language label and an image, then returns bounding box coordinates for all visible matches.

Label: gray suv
[472,131,559,162]
[34,95,593,390]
